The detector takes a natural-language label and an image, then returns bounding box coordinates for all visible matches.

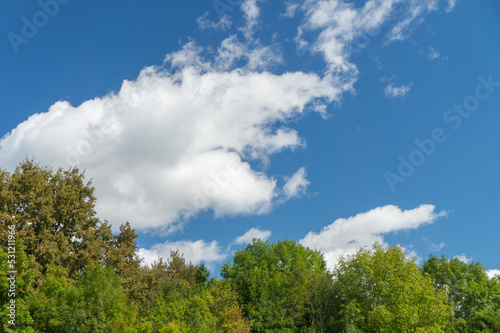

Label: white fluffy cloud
[0,36,340,233]
[283,167,310,199]
[454,253,472,264]
[486,269,500,279]
[0,0,453,235]
[138,225,273,268]
[300,204,446,270]
[138,239,227,267]
[233,227,272,244]
[0,0,357,233]
[384,83,412,98]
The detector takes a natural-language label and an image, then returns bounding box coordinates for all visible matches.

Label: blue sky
[1,0,499,275]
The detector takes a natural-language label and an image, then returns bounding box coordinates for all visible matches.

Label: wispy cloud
[197,12,232,31]
[428,45,441,60]
[385,0,439,43]
[240,0,261,39]
[385,83,412,98]
[283,1,299,18]
[446,0,457,13]
[291,0,446,102]
[430,242,446,252]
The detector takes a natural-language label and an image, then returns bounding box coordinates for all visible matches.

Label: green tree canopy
[331,244,454,333]
[26,263,137,333]
[221,239,331,332]
[423,254,500,332]
[139,251,250,333]
[2,159,499,332]
[0,159,113,280]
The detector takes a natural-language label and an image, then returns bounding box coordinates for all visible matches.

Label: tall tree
[221,239,331,332]
[423,255,500,332]
[331,244,454,332]
[0,159,149,330]
[0,159,114,280]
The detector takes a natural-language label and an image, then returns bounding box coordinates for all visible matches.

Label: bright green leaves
[332,244,453,333]
[221,239,330,332]
[25,264,136,333]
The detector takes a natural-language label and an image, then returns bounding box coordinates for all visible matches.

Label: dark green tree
[423,254,500,332]
[196,263,210,285]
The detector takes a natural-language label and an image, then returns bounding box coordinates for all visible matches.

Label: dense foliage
[329,245,453,332]
[221,239,331,332]
[423,255,500,332]
[0,160,499,332]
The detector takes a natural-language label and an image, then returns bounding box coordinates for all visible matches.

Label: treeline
[0,160,499,332]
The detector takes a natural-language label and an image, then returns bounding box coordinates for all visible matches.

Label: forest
[1,160,499,332]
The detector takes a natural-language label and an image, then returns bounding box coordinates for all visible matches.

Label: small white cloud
[486,269,500,279]
[428,46,440,60]
[430,242,446,252]
[138,239,227,267]
[233,227,272,245]
[283,1,299,18]
[446,0,457,12]
[404,248,422,265]
[283,167,310,199]
[300,204,446,270]
[454,253,472,264]
[197,12,231,31]
[384,83,412,98]
[380,75,396,83]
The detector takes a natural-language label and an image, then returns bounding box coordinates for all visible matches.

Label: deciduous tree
[423,254,500,332]
[221,239,330,332]
[331,244,454,332]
